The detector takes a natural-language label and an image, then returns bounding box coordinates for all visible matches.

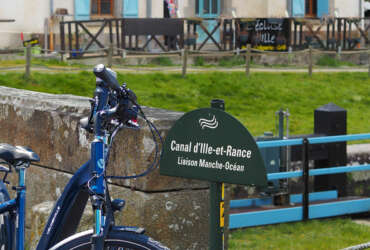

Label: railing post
[302,138,310,221]
[60,22,65,62]
[25,44,31,79]
[246,44,251,77]
[107,43,113,68]
[308,45,313,77]
[182,48,188,78]
[121,49,127,59]
[288,46,293,65]
[336,46,342,61]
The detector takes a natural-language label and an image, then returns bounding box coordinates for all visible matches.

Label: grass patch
[150,57,174,66]
[193,56,206,66]
[317,55,356,67]
[0,72,369,137]
[218,56,245,67]
[0,57,89,68]
[229,218,370,250]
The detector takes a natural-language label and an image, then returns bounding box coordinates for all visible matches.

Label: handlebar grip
[93,64,121,92]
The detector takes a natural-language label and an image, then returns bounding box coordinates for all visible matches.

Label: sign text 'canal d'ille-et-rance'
[160,108,267,186]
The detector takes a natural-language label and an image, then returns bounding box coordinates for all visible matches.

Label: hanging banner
[160,108,267,186]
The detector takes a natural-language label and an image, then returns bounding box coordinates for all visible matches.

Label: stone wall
[0,86,210,249]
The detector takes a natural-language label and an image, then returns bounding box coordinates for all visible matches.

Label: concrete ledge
[0,86,211,249]
[0,86,209,192]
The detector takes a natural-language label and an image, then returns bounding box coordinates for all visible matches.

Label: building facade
[0,0,365,49]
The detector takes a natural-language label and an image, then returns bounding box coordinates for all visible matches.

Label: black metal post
[326,23,330,50]
[115,20,120,53]
[343,20,347,49]
[109,20,113,44]
[60,22,65,57]
[332,21,335,49]
[209,99,225,250]
[121,19,125,50]
[302,138,310,221]
[75,22,79,52]
[193,22,197,50]
[68,22,72,58]
[299,23,303,47]
[337,18,342,49]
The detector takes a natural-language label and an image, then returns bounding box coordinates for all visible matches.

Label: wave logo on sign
[199,116,218,130]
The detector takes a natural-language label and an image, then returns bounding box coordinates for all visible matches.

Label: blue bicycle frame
[0,164,27,250]
[0,65,138,250]
[37,81,114,249]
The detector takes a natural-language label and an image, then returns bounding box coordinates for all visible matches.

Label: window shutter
[123,0,139,17]
[317,0,329,17]
[74,0,90,20]
[292,0,305,17]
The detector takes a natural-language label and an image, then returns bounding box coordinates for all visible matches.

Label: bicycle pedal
[111,199,125,212]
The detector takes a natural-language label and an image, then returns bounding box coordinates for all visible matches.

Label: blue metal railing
[259,133,370,220]
[268,164,370,180]
[230,133,370,229]
[257,133,370,148]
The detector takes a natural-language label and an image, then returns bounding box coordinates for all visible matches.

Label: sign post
[160,100,267,249]
[209,99,225,250]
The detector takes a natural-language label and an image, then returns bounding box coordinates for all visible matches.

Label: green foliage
[193,56,205,66]
[0,72,369,137]
[316,55,355,67]
[218,56,245,67]
[0,58,89,68]
[151,57,174,66]
[229,218,370,250]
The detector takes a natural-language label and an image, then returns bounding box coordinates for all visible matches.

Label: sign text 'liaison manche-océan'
[170,140,253,172]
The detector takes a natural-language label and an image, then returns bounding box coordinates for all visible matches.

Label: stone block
[0,86,209,192]
[24,167,209,249]
[0,86,212,249]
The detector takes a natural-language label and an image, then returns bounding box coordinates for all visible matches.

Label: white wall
[181,0,196,18]
[232,0,268,17]
[0,0,46,47]
[334,0,362,17]
[0,0,75,48]
[267,0,288,17]
[150,0,163,17]
[0,0,46,34]
[53,0,74,16]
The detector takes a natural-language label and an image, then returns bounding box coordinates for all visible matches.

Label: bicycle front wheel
[49,229,169,250]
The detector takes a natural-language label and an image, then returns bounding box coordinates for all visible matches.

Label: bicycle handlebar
[93,64,121,92]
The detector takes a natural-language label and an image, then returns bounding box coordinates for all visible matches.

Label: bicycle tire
[49,229,169,250]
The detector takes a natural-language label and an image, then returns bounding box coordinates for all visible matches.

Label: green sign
[160,108,267,186]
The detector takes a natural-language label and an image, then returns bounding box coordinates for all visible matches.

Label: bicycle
[0,64,169,249]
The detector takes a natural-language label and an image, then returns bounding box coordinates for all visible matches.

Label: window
[91,0,114,16]
[196,0,219,16]
[304,0,329,17]
[292,0,328,17]
[305,0,317,17]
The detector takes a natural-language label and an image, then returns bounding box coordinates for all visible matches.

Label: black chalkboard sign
[239,18,291,51]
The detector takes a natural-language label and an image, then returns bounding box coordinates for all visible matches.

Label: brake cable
[105,101,163,180]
